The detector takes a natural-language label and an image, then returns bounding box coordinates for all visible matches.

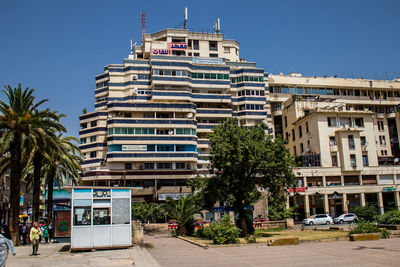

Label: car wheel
[339,220,344,224]
[326,221,330,225]
[353,219,358,223]
[309,221,314,225]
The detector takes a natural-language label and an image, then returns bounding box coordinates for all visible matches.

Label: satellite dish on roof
[345,124,350,129]
[168,130,174,135]
[187,113,193,119]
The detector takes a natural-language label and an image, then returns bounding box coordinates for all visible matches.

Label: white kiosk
[70,188,132,250]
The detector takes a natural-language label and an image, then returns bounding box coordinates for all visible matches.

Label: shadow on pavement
[58,244,70,252]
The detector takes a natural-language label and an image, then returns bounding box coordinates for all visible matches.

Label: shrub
[377,209,400,225]
[209,216,241,244]
[245,235,256,243]
[352,205,379,222]
[349,221,380,234]
[193,227,212,239]
[380,229,390,239]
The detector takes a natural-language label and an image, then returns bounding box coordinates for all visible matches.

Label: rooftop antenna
[184,7,188,29]
[129,39,137,59]
[213,18,221,33]
[141,11,146,44]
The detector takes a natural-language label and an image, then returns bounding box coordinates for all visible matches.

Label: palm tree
[0,84,62,244]
[42,134,82,224]
[163,195,202,236]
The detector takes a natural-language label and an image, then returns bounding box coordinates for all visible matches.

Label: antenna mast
[214,18,221,33]
[184,7,188,29]
[141,11,146,44]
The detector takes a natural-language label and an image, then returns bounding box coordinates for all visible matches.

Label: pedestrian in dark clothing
[21,223,27,245]
[1,226,10,240]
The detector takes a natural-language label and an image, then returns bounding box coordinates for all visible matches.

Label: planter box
[268,237,299,246]
[379,224,400,230]
[349,233,380,241]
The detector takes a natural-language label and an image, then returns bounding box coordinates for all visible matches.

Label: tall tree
[0,84,60,244]
[205,118,296,236]
[42,134,81,224]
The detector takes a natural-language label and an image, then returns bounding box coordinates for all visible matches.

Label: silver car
[334,213,358,224]
[303,214,333,225]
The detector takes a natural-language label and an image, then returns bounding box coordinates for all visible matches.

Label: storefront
[70,188,131,250]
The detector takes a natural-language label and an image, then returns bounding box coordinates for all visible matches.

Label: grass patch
[186,229,349,246]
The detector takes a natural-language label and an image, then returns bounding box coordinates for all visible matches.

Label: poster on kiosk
[70,188,132,250]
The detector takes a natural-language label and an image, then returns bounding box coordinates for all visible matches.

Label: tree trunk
[9,133,22,245]
[47,171,55,226]
[239,210,248,236]
[32,152,43,222]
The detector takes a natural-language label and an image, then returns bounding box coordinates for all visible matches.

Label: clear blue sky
[1,0,399,137]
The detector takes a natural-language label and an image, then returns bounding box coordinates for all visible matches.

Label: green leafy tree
[132,201,163,223]
[162,195,202,236]
[204,118,296,236]
[0,84,62,244]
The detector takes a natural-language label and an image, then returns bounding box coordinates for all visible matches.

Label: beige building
[269,74,400,218]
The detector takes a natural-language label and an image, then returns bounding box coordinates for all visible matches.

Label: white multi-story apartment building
[79,26,400,219]
[79,28,271,204]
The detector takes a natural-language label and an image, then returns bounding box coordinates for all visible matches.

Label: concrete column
[304,194,310,218]
[358,174,363,186]
[303,177,307,188]
[340,175,345,187]
[394,191,400,211]
[342,193,348,213]
[378,192,384,215]
[393,174,397,185]
[360,193,366,207]
[322,176,327,187]
[323,194,329,214]
[376,175,381,185]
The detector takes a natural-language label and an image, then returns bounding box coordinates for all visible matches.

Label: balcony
[329,145,338,152]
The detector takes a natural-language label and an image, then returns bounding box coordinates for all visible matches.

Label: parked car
[334,213,358,224]
[303,214,333,225]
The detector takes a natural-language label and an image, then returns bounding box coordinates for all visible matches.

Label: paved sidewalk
[6,242,159,267]
[146,234,400,267]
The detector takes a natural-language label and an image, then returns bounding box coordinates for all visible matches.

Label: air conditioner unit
[132,75,138,81]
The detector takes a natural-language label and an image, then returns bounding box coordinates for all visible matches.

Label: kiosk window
[74,207,91,225]
[93,208,111,225]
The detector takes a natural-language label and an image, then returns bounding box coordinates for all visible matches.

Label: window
[209,53,218,58]
[125,163,132,170]
[300,143,304,154]
[327,117,337,127]
[80,138,87,144]
[298,126,302,138]
[192,40,199,50]
[360,136,367,146]
[381,150,388,156]
[285,132,289,141]
[306,122,309,133]
[354,118,364,127]
[293,146,297,155]
[157,163,172,169]
[331,155,338,167]
[194,52,199,56]
[379,136,386,146]
[90,151,97,158]
[284,116,287,127]
[224,47,230,53]
[89,136,96,143]
[378,121,384,131]
[362,155,369,166]
[90,121,97,127]
[350,154,357,168]
[93,208,110,225]
[73,205,91,225]
[144,163,154,170]
[329,136,336,146]
[209,41,218,51]
[348,135,355,149]
[292,129,295,141]
[176,162,185,169]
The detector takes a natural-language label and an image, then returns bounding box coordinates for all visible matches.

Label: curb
[176,236,209,249]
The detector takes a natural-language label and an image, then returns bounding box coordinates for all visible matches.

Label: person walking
[0,226,16,266]
[42,223,49,244]
[29,222,41,256]
[48,223,53,243]
[21,223,27,245]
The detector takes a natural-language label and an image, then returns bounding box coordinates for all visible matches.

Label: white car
[334,213,358,224]
[303,214,333,225]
